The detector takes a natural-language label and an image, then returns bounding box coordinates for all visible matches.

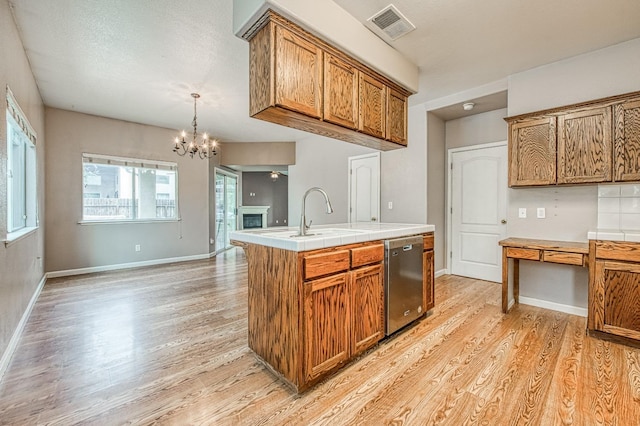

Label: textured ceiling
[8,0,640,143]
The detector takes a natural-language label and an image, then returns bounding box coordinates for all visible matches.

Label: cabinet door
[592,260,640,341]
[350,264,384,356]
[324,53,358,129]
[387,88,407,145]
[557,106,612,184]
[359,73,386,139]
[423,250,435,311]
[614,98,640,182]
[274,24,322,118]
[509,117,557,186]
[303,273,350,381]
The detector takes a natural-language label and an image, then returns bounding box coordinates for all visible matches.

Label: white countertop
[230,223,435,252]
[587,229,640,242]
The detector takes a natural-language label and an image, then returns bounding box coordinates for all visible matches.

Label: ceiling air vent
[366,4,416,41]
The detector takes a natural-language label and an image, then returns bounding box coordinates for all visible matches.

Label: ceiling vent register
[367,4,416,41]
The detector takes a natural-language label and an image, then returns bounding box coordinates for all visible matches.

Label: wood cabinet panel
[359,73,386,139]
[303,250,350,280]
[350,264,384,356]
[324,53,358,129]
[387,88,407,145]
[509,117,556,186]
[614,98,640,182]
[505,247,540,261]
[542,250,585,266]
[274,25,323,118]
[423,234,434,251]
[303,273,350,381]
[423,250,435,311]
[351,244,384,268]
[557,106,612,184]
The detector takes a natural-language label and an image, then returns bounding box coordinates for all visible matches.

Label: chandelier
[173,93,217,159]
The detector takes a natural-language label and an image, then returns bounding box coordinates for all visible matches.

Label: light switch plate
[518,208,526,218]
[537,207,546,219]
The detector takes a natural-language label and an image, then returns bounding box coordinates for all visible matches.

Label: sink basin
[258,228,369,239]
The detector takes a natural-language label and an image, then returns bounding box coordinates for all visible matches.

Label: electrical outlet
[537,207,546,219]
[388,201,393,209]
[518,208,527,218]
[135,244,141,252]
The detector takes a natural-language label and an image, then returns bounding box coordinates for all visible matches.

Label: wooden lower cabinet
[589,240,640,342]
[423,250,434,311]
[350,264,384,356]
[303,273,351,381]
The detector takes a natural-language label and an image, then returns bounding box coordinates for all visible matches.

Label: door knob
[501,219,507,224]
[371,217,377,221]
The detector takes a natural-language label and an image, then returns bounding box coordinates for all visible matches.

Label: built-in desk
[499,238,589,313]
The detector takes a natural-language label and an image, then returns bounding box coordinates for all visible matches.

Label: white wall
[506,37,640,312]
[0,0,46,375]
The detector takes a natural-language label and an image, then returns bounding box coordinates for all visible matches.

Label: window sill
[4,226,39,247]
[78,218,181,225]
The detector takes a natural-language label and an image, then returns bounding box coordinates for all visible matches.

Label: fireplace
[243,213,263,229]
[238,205,270,229]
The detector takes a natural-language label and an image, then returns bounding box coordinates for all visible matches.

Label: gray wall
[506,37,640,310]
[45,108,210,273]
[0,0,46,371]
[426,113,445,272]
[289,105,429,228]
[242,172,289,226]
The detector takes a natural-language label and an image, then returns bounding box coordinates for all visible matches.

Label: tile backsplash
[598,184,640,230]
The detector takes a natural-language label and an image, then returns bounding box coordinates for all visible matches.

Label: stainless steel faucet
[298,187,333,236]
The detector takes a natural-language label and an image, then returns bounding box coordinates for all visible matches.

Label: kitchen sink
[257,228,369,239]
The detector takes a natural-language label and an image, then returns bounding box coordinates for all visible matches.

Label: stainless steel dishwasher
[384,235,424,335]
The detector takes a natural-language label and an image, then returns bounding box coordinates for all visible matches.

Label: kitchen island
[230,223,435,392]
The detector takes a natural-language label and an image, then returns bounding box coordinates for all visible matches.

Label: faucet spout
[299,187,333,236]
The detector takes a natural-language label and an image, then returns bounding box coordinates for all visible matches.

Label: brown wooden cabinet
[324,53,358,129]
[589,240,640,342]
[350,264,384,357]
[303,272,350,381]
[387,88,408,145]
[245,10,412,151]
[423,246,435,311]
[506,90,640,187]
[557,106,612,184]
[508,116,557,187]
[273,25,323,118]
[613,97,640,182]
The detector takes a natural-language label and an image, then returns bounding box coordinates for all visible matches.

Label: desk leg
[513,258,519,308]
[502,248,508,313]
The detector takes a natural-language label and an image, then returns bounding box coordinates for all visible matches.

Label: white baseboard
[0,274,46,382]
[519,296,587,317]
[47,253,212,278]
[435,268,448,278]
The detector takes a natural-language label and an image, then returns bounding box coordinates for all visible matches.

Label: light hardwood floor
[1,248,639,425]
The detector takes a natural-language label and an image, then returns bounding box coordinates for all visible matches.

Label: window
[82,154,178,222]
[6,87,38,239]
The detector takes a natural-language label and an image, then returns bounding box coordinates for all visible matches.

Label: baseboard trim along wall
[47,252,213,278]
[0,274,46,382]
[435,269,448,278]
[519,296,588,318]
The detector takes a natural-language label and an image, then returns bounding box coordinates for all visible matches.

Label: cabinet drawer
[543,250,585,266]
[506,247,540,261]
[423,234,434,251]
[304,250,350,280]
[351,244,383,268]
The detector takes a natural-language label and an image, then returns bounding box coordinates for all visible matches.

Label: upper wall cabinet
[509,116,557,186]
[506,90,640,187]
[245,10,412,151]
[557,106,612,184]
[614,96,640,182]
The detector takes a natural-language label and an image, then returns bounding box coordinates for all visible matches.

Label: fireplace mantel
[238,206,270,229]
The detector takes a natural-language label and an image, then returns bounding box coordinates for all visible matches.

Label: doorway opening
[215,168,238,253]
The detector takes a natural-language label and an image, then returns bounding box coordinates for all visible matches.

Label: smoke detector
[366,4,416,41]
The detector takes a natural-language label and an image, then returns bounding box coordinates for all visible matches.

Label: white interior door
[348,153,380,223]
[450,143,507,282]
